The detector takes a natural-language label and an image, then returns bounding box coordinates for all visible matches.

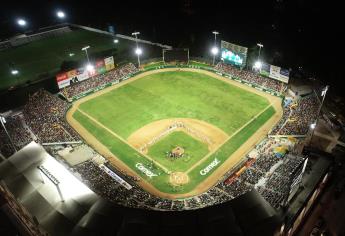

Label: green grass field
[72,70,276,194]
[0,29,162,91]
[148,131,209,172]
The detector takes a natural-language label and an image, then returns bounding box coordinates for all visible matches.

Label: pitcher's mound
[169,172,189,186]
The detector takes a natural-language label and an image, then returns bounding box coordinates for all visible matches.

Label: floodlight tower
[253,43,264,71]
[257,43,264,60]
[81,46,91,64]
[0,116,17,152]
[308,85,329,146]
[132,32,141,67]
[211,31,220,65]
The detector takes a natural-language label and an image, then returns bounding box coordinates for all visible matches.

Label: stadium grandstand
[0,23,338,236]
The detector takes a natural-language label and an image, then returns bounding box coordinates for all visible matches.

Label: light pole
[257,43,264,61]
[308,85,329,146]
[132,32,141,67]
[81,46,91,64]
[0,116,17,152]
[212,31,219,65]
[253,43,264,71]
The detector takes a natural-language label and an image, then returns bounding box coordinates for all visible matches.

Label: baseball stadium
[0,23,336,236]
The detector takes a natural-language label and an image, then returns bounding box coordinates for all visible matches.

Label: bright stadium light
[310,123,316,129]
[211,31,220,65]
[11,69,19,75]
[135,48,142,55]
[254,61,262,70]
[86,63,94,72]
[17,18,27,26]
[211,46,219,55]
[56,10,65,19]
[69,53,75,57]
[132,31,141,67]
[113,39,119,43]
[257,43,264,60]
[81,46,91,64]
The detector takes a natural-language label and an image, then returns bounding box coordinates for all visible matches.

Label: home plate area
[169,172,189,186]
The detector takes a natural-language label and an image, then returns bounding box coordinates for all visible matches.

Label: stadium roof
[0,142,282,236]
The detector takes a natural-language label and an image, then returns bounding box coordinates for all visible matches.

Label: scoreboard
[221,40,248,68]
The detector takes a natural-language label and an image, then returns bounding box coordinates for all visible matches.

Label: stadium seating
[215,62,286,93]
[0,61,313,212]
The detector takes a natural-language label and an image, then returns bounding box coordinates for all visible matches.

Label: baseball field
[67,68,282,198]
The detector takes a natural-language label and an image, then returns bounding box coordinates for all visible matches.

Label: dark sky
[1,0,344,92]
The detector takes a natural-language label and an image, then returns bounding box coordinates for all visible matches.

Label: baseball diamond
[66,68,282,198]
[0,6,337,235]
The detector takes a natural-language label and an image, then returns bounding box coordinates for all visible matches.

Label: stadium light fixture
[56,10,66,19]
[135,48,142,55]
[132,31,141,67]
[86,63,94,72]
[113,39,119,43]
[11,69,19,75]
[254,61,262,70]
[257,43,264,60]
[211,47,219,55]
[212,31,220,65]
[17,18,27,27]
[81,46,91,64]
[69,53,75,57]
[310,123,316,129]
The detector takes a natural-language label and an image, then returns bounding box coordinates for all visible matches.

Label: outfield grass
[72,70,276,194]
[147,131,209,172]
[78,71,269,138]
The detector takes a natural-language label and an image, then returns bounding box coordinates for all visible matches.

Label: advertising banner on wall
[259,63,290,84]
[104,56,115,71]
[96,60,106,74]
[56,67,91,89]
[56,72,69,89]
[56,56,115,89]
[76,68,90,82]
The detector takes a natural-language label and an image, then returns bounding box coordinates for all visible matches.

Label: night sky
[1,0,344,93]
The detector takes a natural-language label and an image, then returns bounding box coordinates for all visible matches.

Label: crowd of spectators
[215,62,285,92]
[23,89,79,143]
[70,135,306,211]
[62,63,138,99]
[213,138,305,209]
[0,116,32,157]
[271,95,319,135]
